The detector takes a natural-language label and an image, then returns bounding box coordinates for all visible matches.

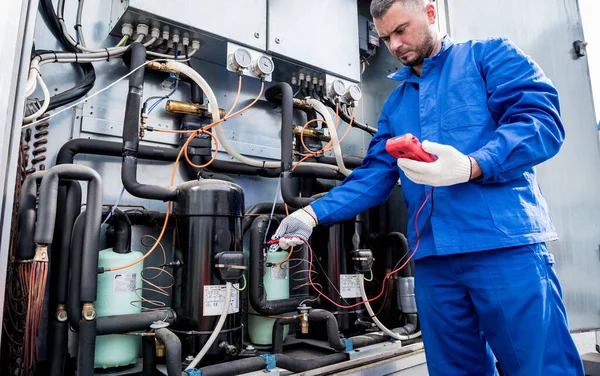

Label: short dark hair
[370,0,427,19]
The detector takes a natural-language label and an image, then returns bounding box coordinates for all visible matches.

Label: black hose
[121,43,178,201]
[249,216,316,315]
[155,328,182,376]
[142,336,157,376]
[271,316,298,354]
[17,172,45,260]
[308,309,346,351]
[111,209,132,254]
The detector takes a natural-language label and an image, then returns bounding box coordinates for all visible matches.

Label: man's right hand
[272,207,318,249]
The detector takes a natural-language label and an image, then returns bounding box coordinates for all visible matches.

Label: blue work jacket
[311,36,563,259]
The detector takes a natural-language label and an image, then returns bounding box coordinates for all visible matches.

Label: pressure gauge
[328,79,346,99]
[229,48,252,71]
[344,84,362,102]
[252,55,274,77]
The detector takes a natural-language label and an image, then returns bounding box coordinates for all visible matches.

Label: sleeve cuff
[469,149,500,184]
[309,201,329,225]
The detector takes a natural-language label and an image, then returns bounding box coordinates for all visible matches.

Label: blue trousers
[414,243,584,375]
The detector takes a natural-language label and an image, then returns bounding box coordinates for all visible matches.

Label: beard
[394,29,436,67]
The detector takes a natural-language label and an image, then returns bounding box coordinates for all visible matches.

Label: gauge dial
[344,84,362,102]
[230,48,252,71]
[328,80,346,99]
[252,55,274,77]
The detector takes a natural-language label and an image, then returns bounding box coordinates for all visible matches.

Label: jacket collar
[387,35,453,82]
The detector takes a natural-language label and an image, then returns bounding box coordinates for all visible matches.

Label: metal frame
[0,0,40,345]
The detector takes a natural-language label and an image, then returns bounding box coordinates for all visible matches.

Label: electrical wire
[363,269,373,282]
[232,274,247,291]
[36,0,96,112]
[22,57,188,129]
[101,186,125,226]
[147,76,180,115]
[23,73,50,123]
[301,188,434,310]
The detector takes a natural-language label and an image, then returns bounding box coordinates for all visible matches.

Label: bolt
[246,345,255,351]
[254,32,260,38]
[275,38,281,44]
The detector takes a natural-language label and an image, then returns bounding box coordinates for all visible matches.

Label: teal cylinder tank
[94,248,144,369]
[248,250,290,345]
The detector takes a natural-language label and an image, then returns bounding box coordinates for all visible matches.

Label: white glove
[272,208,317,249]
[396,140,472,187]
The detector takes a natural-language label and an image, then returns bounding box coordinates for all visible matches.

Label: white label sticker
[340,274,361,299]
[113,273,136,293]
[203,284,240,316]
[271,265,287,281]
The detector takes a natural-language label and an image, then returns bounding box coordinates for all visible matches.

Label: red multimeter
[385,134,437,163]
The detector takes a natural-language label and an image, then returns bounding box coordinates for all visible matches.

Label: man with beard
[273,0,584,375]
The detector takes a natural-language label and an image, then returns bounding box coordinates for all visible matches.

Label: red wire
[304,187,433,309]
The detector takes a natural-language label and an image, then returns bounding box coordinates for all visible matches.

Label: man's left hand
[397,141,477,187]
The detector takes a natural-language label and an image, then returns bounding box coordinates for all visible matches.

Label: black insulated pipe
[35,165,102,302]
[111,209,132,254]
[34,165,102,374]
[121,42,178,201]
[142,336,157,376]
[249,216,316,315]
[155,328,182,376]
[49,181,82,376]
[17,171,45,260]
[265,83,316,208]
[77,320,97,376]
[49,321,67,376]
[271,316,299,354]
[55,181,82,303]
[57,138,180,165]
[97,310,177,335]
[198,357,267,376]
[308,309,346,351]
[276,353,348,372]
